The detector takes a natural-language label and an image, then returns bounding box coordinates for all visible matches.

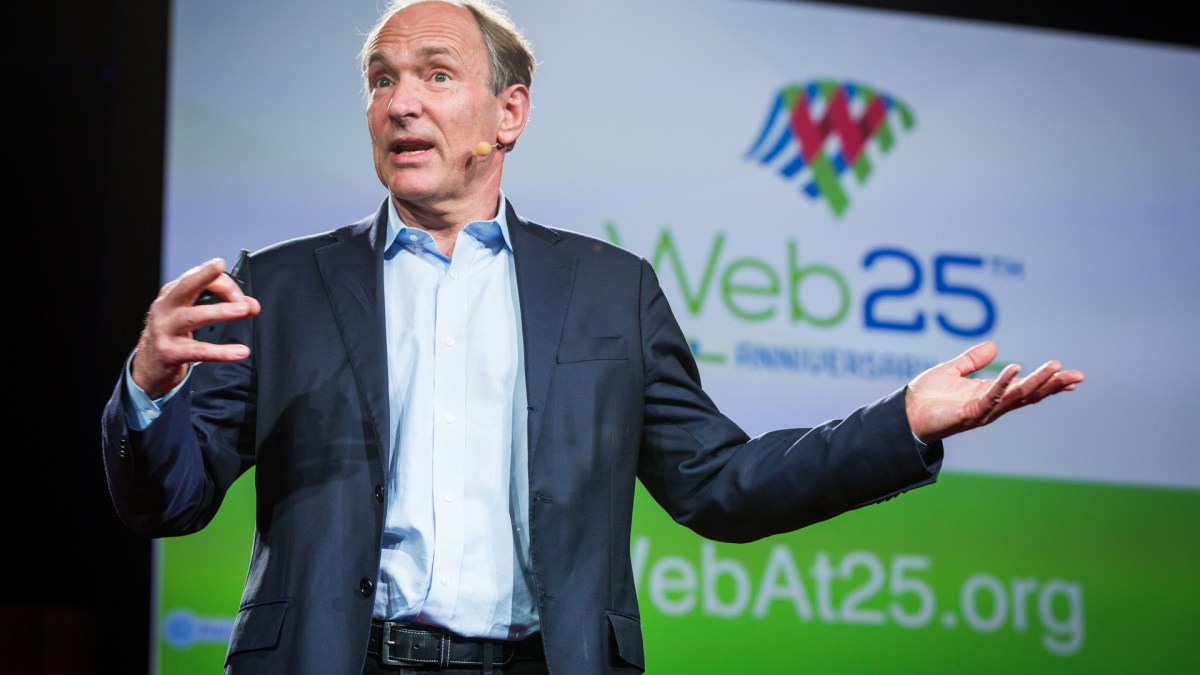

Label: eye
[431,72,450,83]
[373,76,394,89]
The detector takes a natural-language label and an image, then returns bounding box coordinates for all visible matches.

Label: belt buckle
[379,621,428,667]
[378,621,517,668]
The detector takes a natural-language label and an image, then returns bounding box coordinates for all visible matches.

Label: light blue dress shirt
[376,194,537,639]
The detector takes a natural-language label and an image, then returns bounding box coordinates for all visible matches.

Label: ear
[495,83,530,148]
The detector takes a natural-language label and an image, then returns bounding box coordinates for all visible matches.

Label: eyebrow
[418,46,456,60]
[367,45,460,68]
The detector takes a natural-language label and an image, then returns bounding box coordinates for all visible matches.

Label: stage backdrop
[156,0,1200,672]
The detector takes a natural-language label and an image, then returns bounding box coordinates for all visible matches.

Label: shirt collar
[384,191,512,261]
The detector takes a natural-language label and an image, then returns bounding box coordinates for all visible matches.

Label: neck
[391,186,501,259]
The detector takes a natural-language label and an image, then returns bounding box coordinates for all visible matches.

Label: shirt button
[445,413,455,424]
[444,493,454,503]
[441,577,450,587]
[445,337,456,348]
[359,579,375,597]
[448,271,460,280]
[408,234,419,242]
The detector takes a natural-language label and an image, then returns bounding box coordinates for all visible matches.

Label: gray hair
[359,0,536,95]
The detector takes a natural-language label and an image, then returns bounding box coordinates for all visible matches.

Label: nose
[385,76,421,122]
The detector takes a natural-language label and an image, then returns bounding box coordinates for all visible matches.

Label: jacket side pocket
[606,610,645,672]
[225,599,291,662]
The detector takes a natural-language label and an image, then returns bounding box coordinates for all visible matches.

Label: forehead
[369,2,487,66]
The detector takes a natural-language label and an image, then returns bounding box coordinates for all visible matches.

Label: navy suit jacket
[102,199,941,674]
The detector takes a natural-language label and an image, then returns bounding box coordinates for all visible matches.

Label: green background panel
[156,472,1200,673]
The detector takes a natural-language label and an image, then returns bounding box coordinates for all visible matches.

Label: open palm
[905,341,1084,443]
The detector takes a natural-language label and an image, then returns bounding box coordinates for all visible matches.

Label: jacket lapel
[507,202,577,464]
[315,200,391,468]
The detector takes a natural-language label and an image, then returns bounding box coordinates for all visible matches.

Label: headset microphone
[474,141,503,157]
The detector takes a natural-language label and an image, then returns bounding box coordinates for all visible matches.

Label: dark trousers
[363,660,549,675]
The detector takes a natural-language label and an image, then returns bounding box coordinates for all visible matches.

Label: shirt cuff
[912,431,931,460]
[122,350,190,431]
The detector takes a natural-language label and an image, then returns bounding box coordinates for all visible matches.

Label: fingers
[131,330,251,399]
[975,360,1086,430]
[950,340,999,376]
[142,298,258,361]
[138,331,251,372]
[163,337,252,365]
[160,258,225,302]
[176,258,252,306]
[914,342,1084,442]
[1031,368,1084,400]
[968,362,1020,425]
[178,296,261,334]
[987,362,1021,403]
[151,259,259,341]
[1000,360,1073,410]
[967,356,1080,426]
[1057,369,1086,387]
[168,257,261,329]
[133,259,260,398]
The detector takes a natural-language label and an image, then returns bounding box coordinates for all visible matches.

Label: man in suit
[101,1,1084,673]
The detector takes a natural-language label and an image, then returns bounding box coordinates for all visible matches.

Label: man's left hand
[905,341,1085,443]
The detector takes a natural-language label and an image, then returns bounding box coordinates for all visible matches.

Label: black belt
[367,620,543,669]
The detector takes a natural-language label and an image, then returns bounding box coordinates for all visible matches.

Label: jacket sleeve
[100,262,259,539]
[632,258,942,543]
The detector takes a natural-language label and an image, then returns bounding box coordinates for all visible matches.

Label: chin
[385,178,436,202]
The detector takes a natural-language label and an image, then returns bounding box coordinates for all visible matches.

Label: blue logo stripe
[780,154,807,178]
[744,93,787,158]
[761,127,795,164]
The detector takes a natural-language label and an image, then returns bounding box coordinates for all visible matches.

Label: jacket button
[374,485,385,503]
[359,578,374,597]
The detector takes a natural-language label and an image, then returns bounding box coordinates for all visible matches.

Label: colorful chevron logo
[745,80,916,218]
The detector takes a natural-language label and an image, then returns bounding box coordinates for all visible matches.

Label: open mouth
[390,138,434,156]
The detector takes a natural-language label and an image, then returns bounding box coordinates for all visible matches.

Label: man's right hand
[131,258,261,399]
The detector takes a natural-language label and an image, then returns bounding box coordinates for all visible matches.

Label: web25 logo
[746,80,915,218]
